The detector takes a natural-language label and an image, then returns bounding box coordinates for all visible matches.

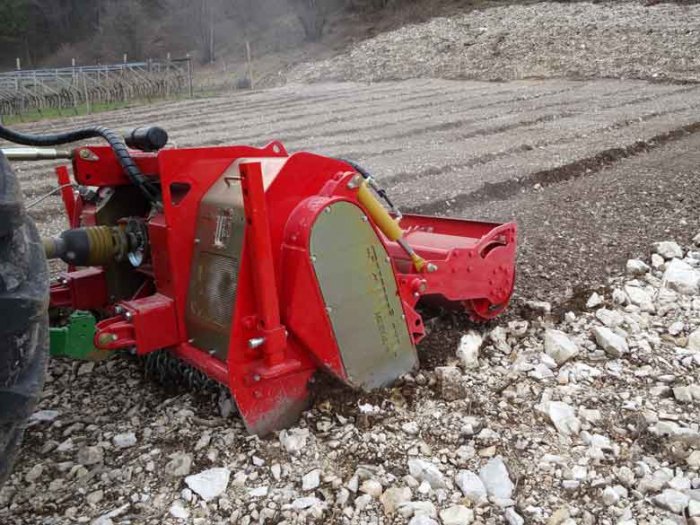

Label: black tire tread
[0,151,49,488]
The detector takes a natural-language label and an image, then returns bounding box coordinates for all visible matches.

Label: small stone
[586,292,603,309]
[400,500,437,518]
[626,259,650,276]
[184,467,231,501]
[165,453,193,478]
[77,362,95,376]
[546,401,581,436]
[434,366,467,401]
[379,487,411,515]
[87,490,104,505]
[652,489,689,514]
[402,421,420,435]
[77,446,103,466]
[354,493,372,511]
[654,241,683,260]
[360,479,382,498]
[544,329,579,365]
[687,450,700,468]
[674,386,694,403]
[651,253,665,270]
[279,428,309,455]
[249,486,268,497]
[689,329,700,352]
[302,469,321,491]
[525,300,551,315]
[271,463,281,480]
[439,505,474,525]
[408,516,438,525]
[455,470,487,504]
[25,464,43,483]
[504,507,525,525]
[478,456,514,500]
[689,500,700,517]
[624,285,655,312]
[30,410,60,422]
[489,326,511,354]
[457,331,482,369]
[112,432,137,449]
[291,496,323,510]
[595,308,624,328]
[408,458,446,489]
[169,500,190,520]
[592,326,628,357]
[694,232,700,246]
[602,486,619,505]
[664,259,700,295]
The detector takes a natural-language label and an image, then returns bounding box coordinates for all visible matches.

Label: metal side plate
[310,200,417,389]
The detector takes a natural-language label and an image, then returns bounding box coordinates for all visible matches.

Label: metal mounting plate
[310,200,417,389]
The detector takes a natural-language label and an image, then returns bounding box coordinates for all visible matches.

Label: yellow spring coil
[85,226,117,266]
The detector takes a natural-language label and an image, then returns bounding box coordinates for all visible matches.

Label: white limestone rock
[478,456,514,500]
[457,331,482,369]
[546,401,581,436]
[664,259,700,295]
[279,428,309,455]
[408,458,446,489]
[592,326,628,357]
[544,329,579,365]
[654,241,683,260]
[184,468,231,501]
[455,470,487,504]
[626,259,650,276]
[379,487,411,515]
[652,489,689,514]
[440,505,474,525]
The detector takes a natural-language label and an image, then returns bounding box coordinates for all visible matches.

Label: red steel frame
[49,142,516,434]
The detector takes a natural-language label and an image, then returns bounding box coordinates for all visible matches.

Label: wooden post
[245,41,255,90]
[186,55,193,98]
[16,58,21,70]
[82,74,91,115]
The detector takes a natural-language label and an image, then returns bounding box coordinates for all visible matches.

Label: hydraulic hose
[0,124,161,206]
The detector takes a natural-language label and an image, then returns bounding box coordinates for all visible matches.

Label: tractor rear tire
[0,152,49,488]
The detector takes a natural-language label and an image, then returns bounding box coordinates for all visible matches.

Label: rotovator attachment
[3,125,516,435]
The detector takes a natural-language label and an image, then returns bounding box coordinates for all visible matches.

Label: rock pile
[1,237,699,524]
[289,2,700,84]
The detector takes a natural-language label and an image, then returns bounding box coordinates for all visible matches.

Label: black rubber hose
[0,124,161,206]
[341,158,399,212]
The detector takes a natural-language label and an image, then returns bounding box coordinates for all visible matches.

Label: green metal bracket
[49,310,104,361]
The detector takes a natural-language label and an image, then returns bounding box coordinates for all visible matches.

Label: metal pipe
[0,147,72,161]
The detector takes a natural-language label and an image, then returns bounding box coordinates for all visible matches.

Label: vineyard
[0,58,193,120]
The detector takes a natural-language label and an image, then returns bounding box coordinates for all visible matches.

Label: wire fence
[0,58,193,119]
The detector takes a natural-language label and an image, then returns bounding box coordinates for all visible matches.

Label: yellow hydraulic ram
[356,179,428,272]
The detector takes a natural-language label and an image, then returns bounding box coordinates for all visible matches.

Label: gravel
[2,239,698,523]
[290,2,700,84]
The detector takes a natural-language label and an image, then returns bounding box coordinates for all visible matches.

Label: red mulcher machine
[0,123,516,436]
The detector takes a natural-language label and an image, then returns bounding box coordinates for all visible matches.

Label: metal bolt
[427,263,438,273]
[361,216,369,222]
[253,374,261,382]
[194,238,200,244]
[325,306,333,313]
[324,207,332,214]
[123,311,133,321]
[346,174,363,190]
[114,305,124,315]
[248,337,265,349]
[310,255,317,262]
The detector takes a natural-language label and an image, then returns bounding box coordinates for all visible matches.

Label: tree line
[0,0,406,70]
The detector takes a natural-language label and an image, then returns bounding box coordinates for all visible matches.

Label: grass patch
[0,94,199,125]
